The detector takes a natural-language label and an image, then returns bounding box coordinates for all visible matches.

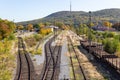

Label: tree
[0,22,10,39]
[103,38,119,54]
[27,24,33,31]
[44,22,51,26]
[17,25,24,30]
[0,19,16,40]
[102,31,115,38]
[112,22,120,31]
[55,22,64,29]
[6,21,16,33]
[38,23,45,28]
[103,21,112,27]
[39,28,52,36]
[115,43,120,57]
[90,22,95,27]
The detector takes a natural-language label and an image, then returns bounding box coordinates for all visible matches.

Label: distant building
[92,25,116,31]
[46,25,59,32]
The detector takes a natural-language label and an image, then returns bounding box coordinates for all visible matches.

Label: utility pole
[54,17,56,41]
[88,11,94,60]
[70,0,72,30]
[88,11,92,54]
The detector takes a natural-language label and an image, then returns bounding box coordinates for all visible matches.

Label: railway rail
[52,46,62,80]
[40,35,62,80]
[67,36,87,80]
[14,37,35,80]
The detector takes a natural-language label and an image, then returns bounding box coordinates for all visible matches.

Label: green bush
[30,48,42,55]
[88,33,96,41]
[34,49,42,55]
[8,34,15,40]
[103,38,119,54]
[107,32,115,38]
[33,34,42,41]
[102,32,115,38]
[114,35,120,41]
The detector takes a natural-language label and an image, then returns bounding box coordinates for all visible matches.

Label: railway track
[40,35,62,80]
[14,37,35,80]
[51,45,62,80]
[67,36,87,80]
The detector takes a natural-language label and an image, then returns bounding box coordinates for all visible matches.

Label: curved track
[40,35,62,80]
[51,45,62,80]
[14,37,35,80]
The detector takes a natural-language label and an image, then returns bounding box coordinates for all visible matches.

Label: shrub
[25,37,36,47]
[34,48,42,55]
[88,33,96,41]
[114,35,120,41]
[102,32,115,38]
[30,48,42,55]
[8,34,15,40]
[103,38,119,54]
[39,28,52,36]
[33,34,42,41]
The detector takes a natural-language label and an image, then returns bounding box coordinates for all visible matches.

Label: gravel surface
[59,38,70,80]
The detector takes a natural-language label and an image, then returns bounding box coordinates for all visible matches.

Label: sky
[0,0,120,22]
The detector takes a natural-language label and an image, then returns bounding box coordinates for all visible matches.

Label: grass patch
[24,36,37,47]
[70,67,74,79]
[33,34,42,41]
[29,48,42,55]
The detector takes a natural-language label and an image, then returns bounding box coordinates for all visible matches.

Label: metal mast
[70,0,72,30]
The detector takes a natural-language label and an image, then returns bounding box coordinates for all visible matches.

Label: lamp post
[96,34,98,55]
[88,11,92,54]
[54,17,56,42]
[54,27,55,41]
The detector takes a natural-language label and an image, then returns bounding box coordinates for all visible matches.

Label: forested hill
[45,11,86,18]
[17,8,120,25]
